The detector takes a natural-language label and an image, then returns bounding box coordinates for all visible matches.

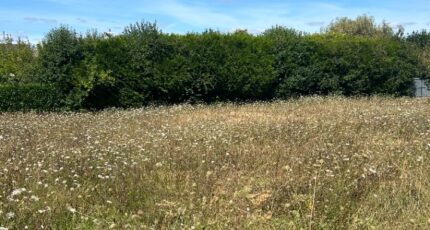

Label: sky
[1,0,430,43]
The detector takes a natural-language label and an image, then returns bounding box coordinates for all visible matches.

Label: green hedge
[0,84,63,111]
[2,22,429,111]
[274,35,423,98]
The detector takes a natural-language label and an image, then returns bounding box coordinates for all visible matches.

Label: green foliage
[0,84,62,111]
[155,30,276,103]
[2,17,429,111]
[275,35,424,97]
[83,21,172,108]
[0,34,35,83]
[324,15,402,38]
[36,26,86,108]
[407,30,430,48]
[407,30,430,71]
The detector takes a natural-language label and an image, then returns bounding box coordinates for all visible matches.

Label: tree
[0,33,35,83]
[407,30,430,71]
[323,15,399,38]
[36,26,86,108]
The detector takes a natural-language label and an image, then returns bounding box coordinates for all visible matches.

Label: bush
[0,84,62,111]
[36,26,89,109]
[0,34,36,83]
[275,34,424,98]
[156,30,276,103]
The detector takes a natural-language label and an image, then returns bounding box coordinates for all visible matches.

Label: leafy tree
[118,21,172,106]
[0,33,35,83]
[407,30,430,72]
[323,15,401,38]
[36,26,86,108]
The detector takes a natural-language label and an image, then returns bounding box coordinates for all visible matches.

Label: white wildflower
[67,206,77,214]
[10,188,26,197]
[6,212,15,219]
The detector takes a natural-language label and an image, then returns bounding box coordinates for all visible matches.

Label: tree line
[1,15,429,111]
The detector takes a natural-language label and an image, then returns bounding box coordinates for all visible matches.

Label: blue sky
[1,0,430,43]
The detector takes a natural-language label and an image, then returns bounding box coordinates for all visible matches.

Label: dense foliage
[0,84,62,111]
[0,34,35,83]
[0,15,429,111]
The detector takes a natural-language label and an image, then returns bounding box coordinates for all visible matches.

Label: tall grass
[0,97,429,229]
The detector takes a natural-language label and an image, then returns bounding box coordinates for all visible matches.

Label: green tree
[324,15,401,38]
[0,33,35,83]
[407,30,430,71]
[36,26,86,108]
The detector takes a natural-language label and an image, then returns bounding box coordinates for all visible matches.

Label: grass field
[0,97,429,229]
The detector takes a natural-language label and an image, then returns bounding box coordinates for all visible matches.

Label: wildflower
[67,206,77,214]
[10,188,26,197]
[6,212,15,219]
[155,162,163,168]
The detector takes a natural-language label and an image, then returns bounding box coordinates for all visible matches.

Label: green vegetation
[0,15,429,111]
[0,84,62,111]
[0,33,35,84]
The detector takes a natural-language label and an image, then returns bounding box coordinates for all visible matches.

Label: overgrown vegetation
[1,97,429,229]
[0,15,429,110]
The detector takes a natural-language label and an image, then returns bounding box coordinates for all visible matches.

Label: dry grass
[0,97,430,229]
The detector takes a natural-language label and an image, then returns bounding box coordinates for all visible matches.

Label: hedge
[1,22,429,111]
[0,84,63,111]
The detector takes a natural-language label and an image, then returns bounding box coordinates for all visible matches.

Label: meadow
[0,97,429,229]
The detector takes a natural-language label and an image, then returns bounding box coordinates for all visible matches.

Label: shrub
[275,35,424,98]
[0,84,62,111]
[0,34,36,83]
[36,26,90,109]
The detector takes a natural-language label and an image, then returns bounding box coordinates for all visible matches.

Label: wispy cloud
[1,0,429,43]
[400,22,417,27]
[76,18,87,23]
[24,17,57,24]
[306,21,326,27]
